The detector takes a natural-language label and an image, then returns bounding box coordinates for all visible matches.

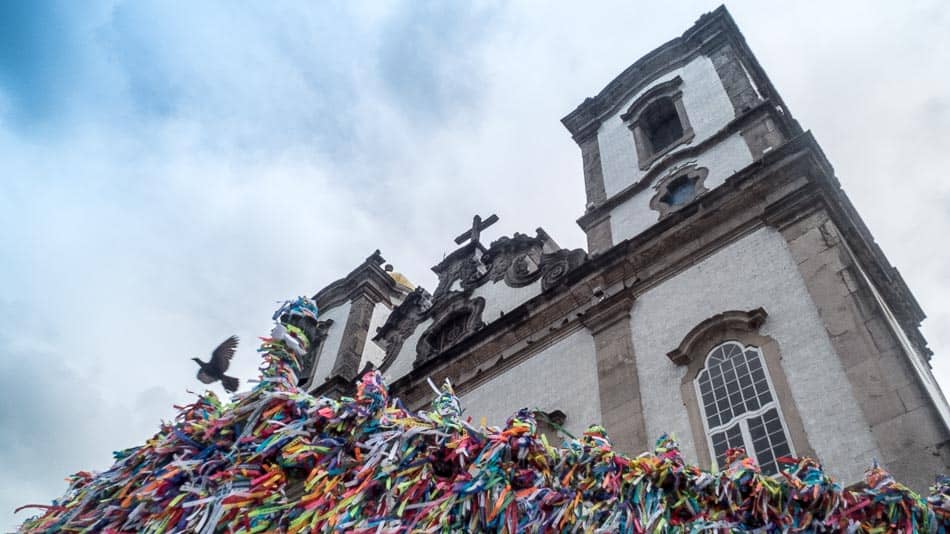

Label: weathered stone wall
[631,226,880,484]
[459,329,600,436]
[779,211,950,490]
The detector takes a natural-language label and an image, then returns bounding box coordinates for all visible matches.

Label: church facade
[296,7,949,490]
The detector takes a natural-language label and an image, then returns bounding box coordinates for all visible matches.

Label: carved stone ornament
[539,248,587,291]
[481,233,545,287]
[415,295,486,367]
[431,244,483,299]
[459,256,487,290]
[373,287,432,372]
[649,165,709,219]
[375,229,586,372]
[459,231,588,293]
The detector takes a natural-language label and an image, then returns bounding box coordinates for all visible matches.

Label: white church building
[282,6,950,491]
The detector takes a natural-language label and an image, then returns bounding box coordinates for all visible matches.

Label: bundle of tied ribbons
[17,297,950,532]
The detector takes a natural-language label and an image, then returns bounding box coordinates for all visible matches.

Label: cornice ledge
[313,251,409,311]
[666,307,768,365]
[561,6,737,142]
[578,289,636,335]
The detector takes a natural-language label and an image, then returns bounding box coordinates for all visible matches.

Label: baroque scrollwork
[374,228,587,372]
[482,233,544,287]
[415,295,486,367]
[539,249,587,291]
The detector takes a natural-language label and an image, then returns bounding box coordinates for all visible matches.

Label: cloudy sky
[2,0,949,528]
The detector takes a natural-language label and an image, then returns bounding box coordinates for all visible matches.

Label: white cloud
[3,1,949,529]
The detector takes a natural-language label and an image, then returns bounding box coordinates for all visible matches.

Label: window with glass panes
[694,341,793,474]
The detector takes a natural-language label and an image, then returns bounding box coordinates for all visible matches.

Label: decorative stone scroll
[473,231,586,292]
[539,248,587,292]
[482,233,544,287]
[649,165,709,219]
[374,229,587,372]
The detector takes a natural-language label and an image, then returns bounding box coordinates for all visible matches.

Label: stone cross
[454,214,499,246]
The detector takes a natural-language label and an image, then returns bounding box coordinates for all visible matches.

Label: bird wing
[197,369,216,384]
[221,374,239,393]
[210,335,239,373]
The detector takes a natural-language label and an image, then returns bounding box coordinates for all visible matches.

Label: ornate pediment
[432,229,587,299]
[373,288,487,371]
[415,294,486,367]
[374,225,587,374]
[482,233,545,287]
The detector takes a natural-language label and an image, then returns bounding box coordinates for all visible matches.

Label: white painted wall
[309,301,351,386]
[608,133,752,243]
[472,278,543,324]
[460,329,600,437]
[384,317,433,382]
[359,302,392,371]
[630,226,880,483]
[597,55,739,197]
[596,54,754,244]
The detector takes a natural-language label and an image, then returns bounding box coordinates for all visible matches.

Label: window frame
[620,76,695,170]
[668,308,815,471]
[693,340,796,473]
[649,165,709,219]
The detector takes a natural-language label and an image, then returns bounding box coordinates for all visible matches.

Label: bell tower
[561,6,949,489]
[563,7,795,255]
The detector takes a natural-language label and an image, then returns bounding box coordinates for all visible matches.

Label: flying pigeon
[192,335,240,392]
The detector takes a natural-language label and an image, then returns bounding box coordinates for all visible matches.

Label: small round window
[661,175,696,207]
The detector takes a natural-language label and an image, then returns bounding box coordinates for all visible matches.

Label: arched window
[694,341,793,474]
[641,97,684,153]
[621,76,694,170]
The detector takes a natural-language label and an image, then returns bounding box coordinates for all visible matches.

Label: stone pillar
[579,135,606,207]
[778,211,950,491]
[581,294,648,454]
[584,214,614,257]
[708,42,760,115]
[331,293,375,381]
